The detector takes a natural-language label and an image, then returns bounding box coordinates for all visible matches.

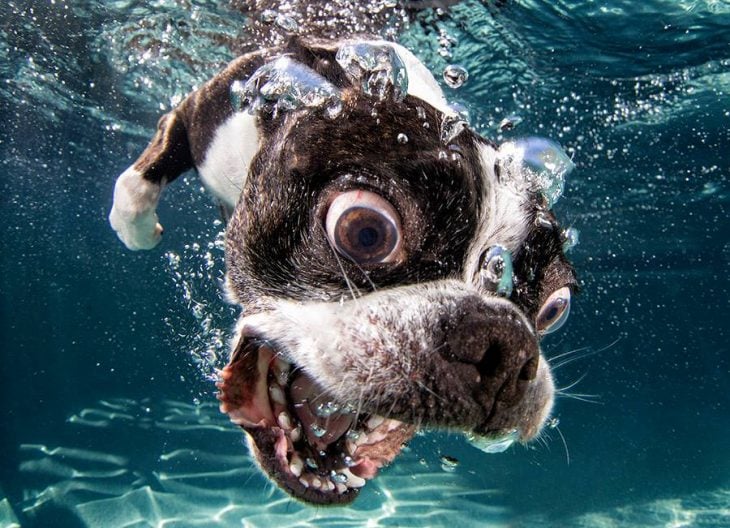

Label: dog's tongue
[290,372,354,449]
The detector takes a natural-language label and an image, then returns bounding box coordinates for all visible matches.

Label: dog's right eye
[325,190,403,265]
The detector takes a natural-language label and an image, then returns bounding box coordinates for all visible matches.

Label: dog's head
[217,38,577,504]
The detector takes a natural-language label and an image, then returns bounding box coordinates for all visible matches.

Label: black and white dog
[110,6,576,506]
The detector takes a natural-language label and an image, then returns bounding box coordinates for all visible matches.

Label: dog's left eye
[325,190,402,265]
[536,287,571,335]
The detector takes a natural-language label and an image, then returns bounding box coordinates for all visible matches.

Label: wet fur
[110,29,576,504]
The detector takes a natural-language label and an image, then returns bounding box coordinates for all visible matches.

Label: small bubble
[499,115,523,132]
[305,457,318,469]
[440,455,459,472]
[311,424,327,438]
[443,64,468,89]
[260,9,277,23]
[315,401,340,418]
[346,430,361,440]
[397,133,408,144]
[331,471,348,483]
[562,227,580,252]
[275,14,299,33]
[535,211,553,229]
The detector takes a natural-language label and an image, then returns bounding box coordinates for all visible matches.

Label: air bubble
[231,57,343,119]
[336,42,408,102]
[480,245,513,297]
[440,114,468,145]
[275,14,299,33]
[260,9,277,23]
[535,211,553,229]
[331,471,348,483]
[310,424,327,438]
[397,133,408,144]
[346,430,361,440]
[315,400,340,418]
[440,455,459,472]
[443,64,468,89]
[502,137,574,208]
[562,227,580,252]
[465,429,519,454]
[498,115,523,132]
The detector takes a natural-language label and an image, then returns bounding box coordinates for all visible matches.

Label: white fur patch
[463,143,533,283]
[109,167,164,250]
[198,111,260,210]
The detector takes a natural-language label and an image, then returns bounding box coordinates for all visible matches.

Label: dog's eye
[536,287,571,335]
[325,190,402,264]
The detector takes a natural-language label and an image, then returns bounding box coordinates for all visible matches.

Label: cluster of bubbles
[162,221,236,386]
[230,57,343,119]
[336,42,409,102]
[498,137,575,209]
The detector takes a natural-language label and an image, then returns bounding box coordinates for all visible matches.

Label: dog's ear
[109,48,275,250]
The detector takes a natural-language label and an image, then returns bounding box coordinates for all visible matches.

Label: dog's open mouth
[216,336,417,504]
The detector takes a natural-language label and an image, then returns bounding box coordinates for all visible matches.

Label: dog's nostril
[519,356,538,381]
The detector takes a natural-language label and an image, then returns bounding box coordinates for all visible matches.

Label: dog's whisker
[556,371,589,393]
[554,372,602,404]
[557,392,602,404]
[549,337,622,371]
[553,424,570,465]
[548,345,592,362]
[319,221,362,303]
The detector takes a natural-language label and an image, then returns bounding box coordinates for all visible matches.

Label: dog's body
[110,6,576,506]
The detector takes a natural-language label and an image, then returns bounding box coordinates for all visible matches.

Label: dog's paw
[109,167,164,250]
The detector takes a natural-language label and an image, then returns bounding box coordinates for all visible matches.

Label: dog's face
[217,40,576,504]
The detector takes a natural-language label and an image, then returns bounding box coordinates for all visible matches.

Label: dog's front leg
[109,110,193,250]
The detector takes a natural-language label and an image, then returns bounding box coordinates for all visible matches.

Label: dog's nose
[444,296,539,414]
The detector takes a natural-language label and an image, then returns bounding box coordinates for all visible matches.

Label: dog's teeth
[341,468,366,488]
[311,477,322,489]
[269,385,286,405]
[366,415,385,430]
[278,411,293,430]
[299,477,310,489]
[272,358,290,385]
[290,426,302,442]
[345,439,358,455]
[386,419,402,431]
[290,454,303,477]
[368,430,387,443]
[354,432,369,446]
[335,482,347,494]
[325,479,335,491]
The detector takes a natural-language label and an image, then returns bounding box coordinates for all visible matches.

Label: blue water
[1,1,728,526]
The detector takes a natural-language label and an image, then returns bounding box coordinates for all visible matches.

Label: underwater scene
[1,0,728,526]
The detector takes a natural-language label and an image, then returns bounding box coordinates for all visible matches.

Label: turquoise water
[1,1,728,526]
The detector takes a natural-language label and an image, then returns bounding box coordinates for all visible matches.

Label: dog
[109,5,576,506]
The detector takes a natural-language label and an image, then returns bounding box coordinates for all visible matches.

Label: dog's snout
[444,296,539,413]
